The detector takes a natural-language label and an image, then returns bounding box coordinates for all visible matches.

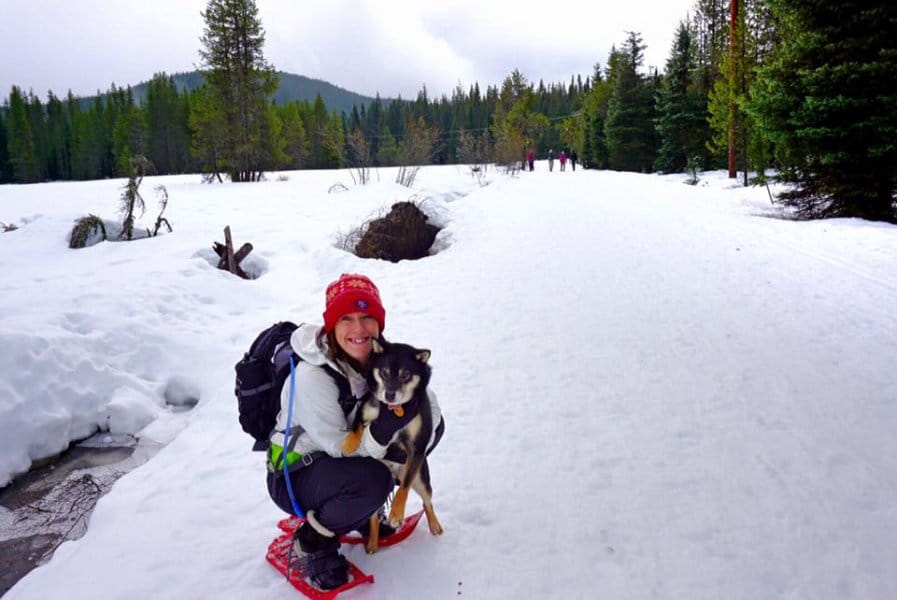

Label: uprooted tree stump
[213,226,253,279]
[355,202,440,262]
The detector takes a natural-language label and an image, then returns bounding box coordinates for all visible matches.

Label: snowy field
[1,163,896,599]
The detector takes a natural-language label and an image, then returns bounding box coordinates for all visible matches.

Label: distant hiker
[548,149,555,172]
[570,150,578,171]
[559,150,568,172]
[266,273,445,590]
[527,150,535,172]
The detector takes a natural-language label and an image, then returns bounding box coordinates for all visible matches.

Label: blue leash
[283,355,305,518]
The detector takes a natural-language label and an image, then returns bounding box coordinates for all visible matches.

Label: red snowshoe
[267,510,424,598]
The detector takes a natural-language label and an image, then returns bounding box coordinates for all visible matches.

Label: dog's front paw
[387,516,404,529]
[387,504,405,529]
[341,430,363,454]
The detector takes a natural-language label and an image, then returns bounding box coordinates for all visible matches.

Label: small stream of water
[0,433,162,595]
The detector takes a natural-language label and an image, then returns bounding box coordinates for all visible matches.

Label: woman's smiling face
[333,312,381,367]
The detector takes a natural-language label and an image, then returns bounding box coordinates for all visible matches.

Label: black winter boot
[290,522,349,590]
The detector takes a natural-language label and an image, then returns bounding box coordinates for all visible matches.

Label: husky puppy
[341,338,443,553]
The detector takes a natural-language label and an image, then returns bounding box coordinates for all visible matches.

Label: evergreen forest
[1,0,895,221]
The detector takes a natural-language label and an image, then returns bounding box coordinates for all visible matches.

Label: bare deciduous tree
[493,129,525,174]
[345,129,372,185]
[457,129,492,184]
[396,118,441,188]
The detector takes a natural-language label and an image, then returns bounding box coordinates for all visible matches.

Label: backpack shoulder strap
[274,348,357,418]
[321,364,357,417]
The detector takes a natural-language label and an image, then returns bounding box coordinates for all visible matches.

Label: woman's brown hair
[325,330,368,374]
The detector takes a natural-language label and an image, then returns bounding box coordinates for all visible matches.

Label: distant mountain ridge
[126,70,381,114]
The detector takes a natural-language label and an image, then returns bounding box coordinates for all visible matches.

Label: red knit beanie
[323,273,386,333]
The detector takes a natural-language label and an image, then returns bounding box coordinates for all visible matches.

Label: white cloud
[2,0,693,100]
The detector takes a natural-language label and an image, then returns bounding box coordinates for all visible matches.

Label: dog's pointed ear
[415,349,431,364]
[371,338,386,354]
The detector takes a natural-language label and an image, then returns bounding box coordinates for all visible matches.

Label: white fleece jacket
[269,323,442,460]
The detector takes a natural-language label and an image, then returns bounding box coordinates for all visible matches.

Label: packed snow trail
[3,166,896,599]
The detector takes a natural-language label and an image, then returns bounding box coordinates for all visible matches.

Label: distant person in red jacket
[527,149,535,171]
[559,150,568,172]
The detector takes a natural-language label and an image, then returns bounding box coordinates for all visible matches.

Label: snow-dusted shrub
[68,215,108,249]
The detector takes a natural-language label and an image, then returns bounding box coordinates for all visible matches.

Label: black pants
[268,456,393,534]
[268,418,445,534]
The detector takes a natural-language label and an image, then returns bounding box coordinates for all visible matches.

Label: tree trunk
[728,0,739,179]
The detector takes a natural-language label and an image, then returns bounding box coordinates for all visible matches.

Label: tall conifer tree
[197,0,278,181]
[655,21,707,173]
[6,86,40,183]
[749,0,897,221]
[605,32,656,172]
[45,92,71,180]
[146,73,188,174]
[0,109,12,183]
[188,86,227,182]
[278,102,309,169]
[27,92,49,181]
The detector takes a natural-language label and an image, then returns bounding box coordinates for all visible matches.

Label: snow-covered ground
[2,164,896,599]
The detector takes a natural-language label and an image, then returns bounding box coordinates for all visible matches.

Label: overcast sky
[3,0,696,101]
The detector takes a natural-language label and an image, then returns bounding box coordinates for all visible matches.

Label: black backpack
[235,321,300,451]
[234,321,357,451]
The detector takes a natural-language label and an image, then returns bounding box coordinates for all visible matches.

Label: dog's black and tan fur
[341,338,443,553]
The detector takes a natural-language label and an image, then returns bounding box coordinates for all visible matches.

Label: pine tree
[491,71,549,168]
[27,92,49,181]
[188,86,227,182]
[693,0,729,94]
[99,92,117,178]
[198,0,279,181]
[260,103,287,172]
[278,102,309,168]
[177,91,194,172]
[69,94,107,181]
[320,110,344,169]
[375,125,399,166]
[605,32,656,172]
[45,92,71,180]
[64,92,83,179]
[307,94,328,168]
[655,21,707,173]
[364,95,385,153]
[145,73,188,174]
[386,96,404,141]
[581,112,595,168]
[579,63,611,170]
[6,86,40,183]
[749,1,897,221]
[0,108,12,183]
[112,105,147,176]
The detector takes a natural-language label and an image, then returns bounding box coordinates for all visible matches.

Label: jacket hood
[290,323,330,366]
[290,323,368,397]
